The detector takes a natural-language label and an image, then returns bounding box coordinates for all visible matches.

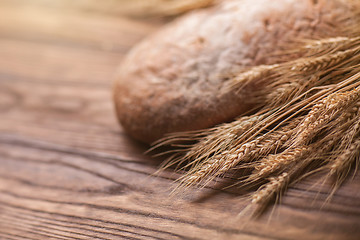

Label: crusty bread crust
[114,0,358,143]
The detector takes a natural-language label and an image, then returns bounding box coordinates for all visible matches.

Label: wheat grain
[330,139,360,176]
[291,87,360,146]
[303,36,360,55]
[251,172,289,205]
[251,146,310,180]
[177,116,303,187]
[178,138,259,187]
[290,46,360,72]
[224,64,279,93]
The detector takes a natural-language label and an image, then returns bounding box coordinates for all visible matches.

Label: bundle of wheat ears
[150,30,360,214]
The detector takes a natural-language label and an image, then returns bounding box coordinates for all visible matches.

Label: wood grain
[0,1,360,239]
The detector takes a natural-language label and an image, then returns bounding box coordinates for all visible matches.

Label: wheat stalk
[151,23,360,214]
[330,139,360,177]
[252,146,310,180]
[251,172,289,205]
[290,87,360,147]
[297,36,360,56]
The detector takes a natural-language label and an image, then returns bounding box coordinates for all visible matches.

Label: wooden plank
[0,3,161,87]
[0,1,360,239]
[0,135,359,240]
[0,38,123,85]
[0,0,214,18]
[0,3,161,51]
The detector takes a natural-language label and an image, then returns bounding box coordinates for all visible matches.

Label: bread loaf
[114,0,358,143]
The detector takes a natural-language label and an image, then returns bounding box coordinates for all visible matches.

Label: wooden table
[0,1,359,239]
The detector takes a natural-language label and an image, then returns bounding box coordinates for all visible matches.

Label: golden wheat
[151,30,360,214]
[251,172,289,205]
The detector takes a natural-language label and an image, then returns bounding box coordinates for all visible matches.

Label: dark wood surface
[0,1,360,239]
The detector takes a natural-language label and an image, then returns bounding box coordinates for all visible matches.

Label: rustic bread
[114,0,358,143]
